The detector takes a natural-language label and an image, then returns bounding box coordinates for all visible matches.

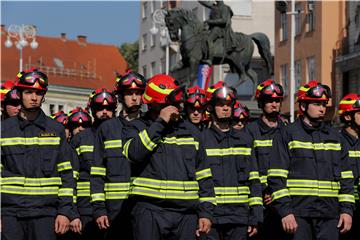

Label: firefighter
[115,70,146,121]
[67,108,92,138]
[0,69,76,239]
[231,100,250,130]
[243,79,287,239]
[338,93,360,240]
[67,88,117,239]
[51,111,70,140]
[184,85,208,130]
[122,74,215,240]
[267,80,355,240]
[203,81,262,239]
[1,80,21,119]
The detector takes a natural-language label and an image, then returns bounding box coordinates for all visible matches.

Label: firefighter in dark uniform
[116,70,147,121]
[51,111,70,140]
[184,85,208,130]
[90,72,146,239]
[338,93,360,240]
[203,81,263,239]
[231,100,250,130]
[0,69,76,240]
[67,108,92,139]
[243,79,287,239]
[70,88,117,239]
[1,80,21,119]
[267,80,355,240]
[122,74,215,240]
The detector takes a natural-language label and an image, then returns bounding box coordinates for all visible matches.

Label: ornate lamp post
[4,24,39,71]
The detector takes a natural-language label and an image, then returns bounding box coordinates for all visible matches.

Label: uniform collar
[299,117,329,134]
[341,129,359,146]
[18,110,47,130]
[209,123,238,141]
[258,116,284,134]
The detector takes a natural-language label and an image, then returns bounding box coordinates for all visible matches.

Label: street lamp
[150,8,170,75]
[4,24,39,71]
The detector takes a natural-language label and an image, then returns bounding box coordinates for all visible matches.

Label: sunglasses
[262,84,284,97]
[306,85,331,99]
[166,86,185,104]
[22,72,48,88]
[93,92,115,104]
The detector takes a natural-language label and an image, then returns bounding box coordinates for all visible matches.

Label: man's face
[262,98,282,115]
[21,89,44,110]
[354,111,360,127]
[72,126,85,136]
[95,107,114,121]
[214,99,232,119]
[5,103,21,117]
[122,89,142,109]
[305,101,327,120]
[187,106,204,124]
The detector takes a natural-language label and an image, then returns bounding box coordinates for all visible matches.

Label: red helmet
[206,81,237,105]
[185,86,207,108]
[15,69,48,92]
[297,80,331,102]
[233,100,250,121]
[1,81,20,105]
[255,79,284,100]
[67,108,92,129]
[88,88,117,111]
[115,70,146,93]
[338,93,360,116]
[1,81,15,102]
[51,111,68,126]
[142,74,185,105]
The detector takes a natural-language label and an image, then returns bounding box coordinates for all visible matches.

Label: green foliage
[119,41,139,71]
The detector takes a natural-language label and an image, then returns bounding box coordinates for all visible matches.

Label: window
[150,34,155,48]
[280,64,288,95]
[307,56,316,82]
[58,105,64,112]
[295,60,302,90]
[142,65,147,78]
[142,2,148,19]
[142,34,147,51]
[280,13,288,41]
[50,104,55,115]
[150,62,156,76]
[295,3,302,36]
[307,1,315,32]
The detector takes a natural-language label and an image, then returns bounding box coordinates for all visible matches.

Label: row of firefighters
[1,68,360,240]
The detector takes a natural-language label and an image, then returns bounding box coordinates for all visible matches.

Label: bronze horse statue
[164,8,273,96]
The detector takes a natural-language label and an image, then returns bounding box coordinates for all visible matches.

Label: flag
[197,64,213,90]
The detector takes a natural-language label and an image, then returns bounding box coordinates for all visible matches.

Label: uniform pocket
[183,148,196,179]
[41,149,58,177]
[237,158,249,182]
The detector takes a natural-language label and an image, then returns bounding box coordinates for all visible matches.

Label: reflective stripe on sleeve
[57,161,72,172]
[104,140,122,149]
[268,169,289,178]
[139,130,157,151]
[271,189,290,201]
[90,167,106,176]
[196,168,212,181]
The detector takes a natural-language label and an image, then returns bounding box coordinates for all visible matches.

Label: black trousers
[1,216,57,240]
[206,223,248,240]
[288,217,339,240]
[131,203,197,240]
[254,206,287,240]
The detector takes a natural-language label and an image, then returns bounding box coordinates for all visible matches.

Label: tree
[119,41,139,71]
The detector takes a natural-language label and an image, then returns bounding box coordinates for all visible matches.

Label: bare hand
[55,215,70,235]
[159,105,179,123]
[96,215,110,230]
[196,218,212,237]
[337,213,352,234]
[70,218,82,234]
[263,193,272,205]
[281,214,298,234]
[248,226,258,237]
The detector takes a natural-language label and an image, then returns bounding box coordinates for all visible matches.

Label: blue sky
[1,1,140,46]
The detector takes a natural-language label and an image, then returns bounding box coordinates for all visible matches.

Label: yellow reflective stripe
[77,181,90,190]
[249,171,260,180]
[161,137,199,150]
[131,186,199,200]
[91,193,105,202]
[0,88,10,94]
[77,189,90,197]
[199,197,217,205]
[260,175,268,184]
[0,185,59,195]
[341,171,354,179]
[104,140,122,149]
[206,147,251,156]
[76,145,94,155]
[354,187,359,200]
[57,161,72,172]
[105,192,129,200]
[148,82,174,94]
[73,171,79,180]
[0,177,62,186]
[216,195,248,204]
[132,177,199,190]
[104,182,131,191]
[349,150,360,158]
[338,194,355,203]
[0,137,60,146]
[58,188,73,197]
[139,130,157,151]
[288,141,341,151]
[253,140,272,148]
[287,179,340,190]
[271,189,290,201]
[268,169,289,178]
[73,195,77,203]
[143,93,152,102]
[196,168,212,181]
[214,186,250,195]
[288,188,339,197]
[249,197,263,206]
[122,139,132,159]
[90,167,106,176]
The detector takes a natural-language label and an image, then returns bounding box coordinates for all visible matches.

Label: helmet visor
[69,112,91,124]
[93,92,115,105]
[22,72,48,88]
[307,85,331,99]
[55,115,68,125]
[262,84,284,97]
[213,87,236,101]
[120,76,145,87]
[353,99,360,109]
[187,93,206,105]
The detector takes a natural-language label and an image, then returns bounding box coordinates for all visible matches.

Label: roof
[1,26,128,90]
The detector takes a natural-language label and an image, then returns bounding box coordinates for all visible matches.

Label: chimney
[61,33,67,41]
[77,35,87,43]
[1,24,5,34]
